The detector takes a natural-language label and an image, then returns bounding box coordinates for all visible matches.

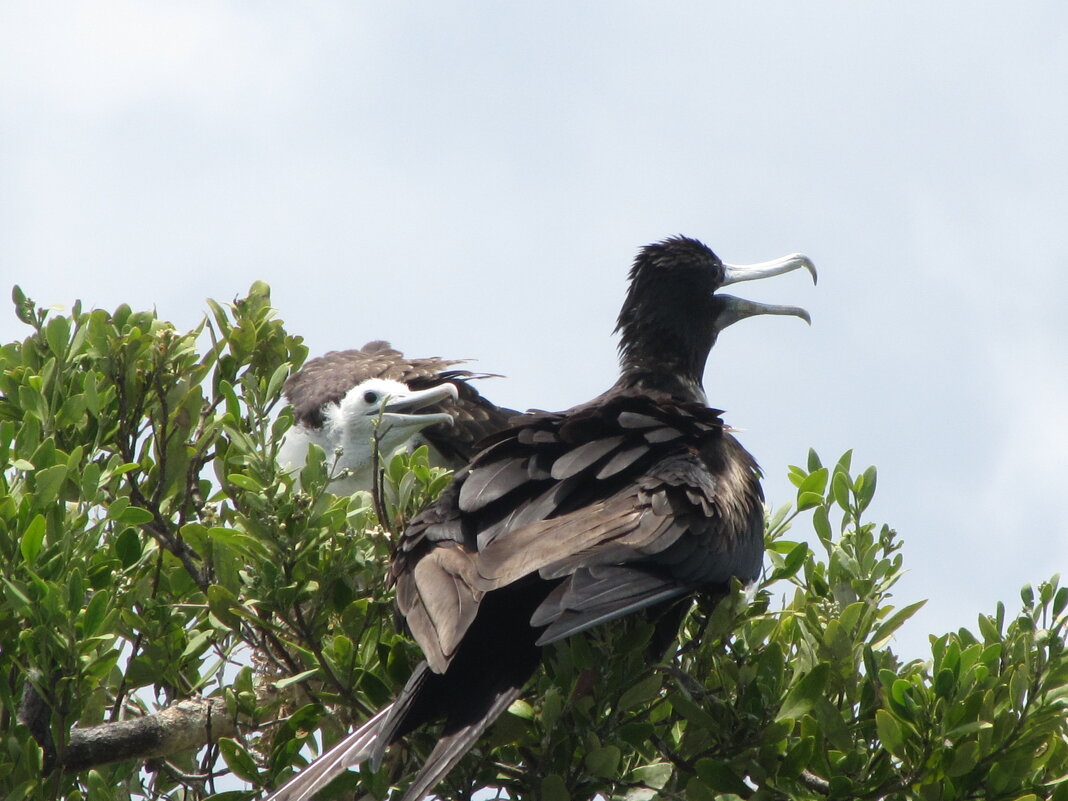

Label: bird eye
[363,391,379,404]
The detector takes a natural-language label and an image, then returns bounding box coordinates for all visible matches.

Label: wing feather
[395,545,482,673]
[550,435,625,479]
[458,456,532,512]
[532,566,691,645]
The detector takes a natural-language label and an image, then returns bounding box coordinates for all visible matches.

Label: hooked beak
[378,382,458,428]
[722,253,817,287]
[715,253,816,332]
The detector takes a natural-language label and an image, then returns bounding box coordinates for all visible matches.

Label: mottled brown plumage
[265,237,815,801]
[283,341,516,468]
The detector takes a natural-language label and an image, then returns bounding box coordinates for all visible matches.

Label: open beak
[714,253,816,332]
[378,382,459,428]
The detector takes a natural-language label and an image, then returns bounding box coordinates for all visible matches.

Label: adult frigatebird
[265,236,816,801]
[278,342,516,493]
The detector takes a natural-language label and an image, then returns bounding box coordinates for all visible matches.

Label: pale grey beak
[714,295,812,332]
[722,253,817,287]
[714,252,816,333]
[379,383,459,428]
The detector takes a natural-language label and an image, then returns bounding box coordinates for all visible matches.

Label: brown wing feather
[396,544,482,674]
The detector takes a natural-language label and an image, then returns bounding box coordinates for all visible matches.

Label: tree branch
[57,697,244,774]
[18,677,56,772]
[798,769,830,795]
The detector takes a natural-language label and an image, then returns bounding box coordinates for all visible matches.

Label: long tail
[398,685,522,801]
[263,703,393,801]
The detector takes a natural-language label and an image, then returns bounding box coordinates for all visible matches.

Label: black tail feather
[398,686,522,801]
[263,704,393,801]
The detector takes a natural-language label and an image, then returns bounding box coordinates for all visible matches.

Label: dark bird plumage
[278,342,517,493]
[265,236,816,801]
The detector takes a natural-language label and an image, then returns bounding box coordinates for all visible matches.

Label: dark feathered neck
[613,237,721,404]
[612,365,708,405]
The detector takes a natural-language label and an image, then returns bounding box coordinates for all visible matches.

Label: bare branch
[58,698,246,774]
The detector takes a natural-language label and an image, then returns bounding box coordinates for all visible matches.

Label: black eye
[363,391,379,404]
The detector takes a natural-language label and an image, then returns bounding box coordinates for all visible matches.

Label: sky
[2,2,1066,660]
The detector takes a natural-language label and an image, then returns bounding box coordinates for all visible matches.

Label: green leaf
[777,663,830,721]
[266,362,291,400]
[273,669,322,690]
[807,448,823,472]
[812,504,831,542]
[207,526,270,561]
[779,736,815,779]
[977,612,1001,643]
[947,740,979,777]
[20,514,46,563]
[181,629,214,661]
[1052,584,1068,618]
[82,591,110,638]
[776,540,809,579]
[540,774,570,801]
[695,758,750,795]
[3,576,32,606]
[85,768,116,801]
[876,709,905,757]
[855,464,877,511]
[618,673,662,711]
[831,471,851,512]
[114,527,143,567]
[870,600,926,648]
[1021,583,1034,607]
[838,600,867,634]
[585,744,621,777]
[670,692,719,730]
[628,763,673,799]
[45,314,71,359]
[228,473,263,492]
[12,284,35,324]
[219,379,240,422]
[218,737,261,783]
[797,467,829,498]
[82,371,101,416]
[33,463,68,506]
[685,777,717,801]
[207,584,244,630]
[934,667,956,699]
[117,505,155,525]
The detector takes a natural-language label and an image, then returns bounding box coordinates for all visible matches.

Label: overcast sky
[2,2,1066,659]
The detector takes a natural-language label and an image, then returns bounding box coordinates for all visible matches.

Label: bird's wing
[393,537,482,673]
[474,446,764,644]
[392,389,761,675]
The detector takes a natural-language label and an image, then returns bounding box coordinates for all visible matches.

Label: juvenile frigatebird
[265,237,816,801]
[278,342,516,493]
